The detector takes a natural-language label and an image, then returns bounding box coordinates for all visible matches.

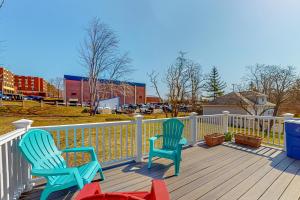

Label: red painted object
[75,180,170,200]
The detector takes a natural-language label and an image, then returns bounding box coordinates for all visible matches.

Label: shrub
[224,132,232,142]
[81,108,91,113]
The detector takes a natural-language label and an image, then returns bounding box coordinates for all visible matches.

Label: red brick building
[14,75,48,97]
[146,95,161,104]
[64,75,146,105]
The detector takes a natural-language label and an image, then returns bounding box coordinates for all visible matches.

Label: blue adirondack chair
[18,129,105,200]
[148,118,187,176]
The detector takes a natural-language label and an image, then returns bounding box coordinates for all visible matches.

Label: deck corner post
[12,119,33,131]
[189,112,198,145]
[283,113,294,151]
[222,111,230,133]
[134,114,144,162]
[12,119,34,193]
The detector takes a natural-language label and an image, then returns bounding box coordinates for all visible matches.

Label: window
[139,96,142,99]
[71,92,77,96]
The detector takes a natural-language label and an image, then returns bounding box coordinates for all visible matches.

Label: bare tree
[187,62,204,110]
[0,0,4,9]
[93,54,133,112]
[148,70,168,117]
[80,17,132,115]
[48,77,63,98]
[245,64,297,116]
[148,52,205,117]
[165,52,190,117]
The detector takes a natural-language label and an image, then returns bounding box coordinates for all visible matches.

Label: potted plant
[204,133,225,147]
[224,132,232,142]
[234,133,262,148]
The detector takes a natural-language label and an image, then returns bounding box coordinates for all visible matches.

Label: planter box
[235,133,262,148]
[204,133,225,147]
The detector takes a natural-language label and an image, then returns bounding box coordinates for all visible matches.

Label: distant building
[64,75,146,105]
[146,95,161,104]
[202,91,275,116]
[14,75,48,97]
[0,67,15,95]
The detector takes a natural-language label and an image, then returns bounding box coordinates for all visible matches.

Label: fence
[0,111,295,199]
[0,121,32,200]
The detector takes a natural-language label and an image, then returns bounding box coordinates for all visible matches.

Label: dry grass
[0,101,188,134]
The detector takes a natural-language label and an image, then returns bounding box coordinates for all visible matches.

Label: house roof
[64,75,146,87]
[204,91,275,107]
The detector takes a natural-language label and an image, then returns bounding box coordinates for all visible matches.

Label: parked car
[1,95,10,100]
[139,105,153,114]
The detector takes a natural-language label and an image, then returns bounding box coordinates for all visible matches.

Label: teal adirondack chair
[18,129,105,200]
[148,118,187,176]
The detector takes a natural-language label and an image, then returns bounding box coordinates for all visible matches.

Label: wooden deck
[19,143,300,200]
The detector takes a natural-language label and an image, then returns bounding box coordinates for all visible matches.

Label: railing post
[283,113,294,151]
[189,112,198,145]
[134,114,144,162]
[222,111,230,133]
[12,119,33,192]
[12,119,33,131]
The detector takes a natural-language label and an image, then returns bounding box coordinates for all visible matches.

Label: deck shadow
[121,159,173,179]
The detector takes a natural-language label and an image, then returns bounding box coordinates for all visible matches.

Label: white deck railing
[0,123,32,200]
[0,111,295,200]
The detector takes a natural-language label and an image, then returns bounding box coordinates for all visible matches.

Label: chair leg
[174,158,180,176]
[40,188,52,200]
[98,167,105,181]
[148,154,153,169]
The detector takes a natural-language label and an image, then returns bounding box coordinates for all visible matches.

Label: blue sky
[1,0,300,95]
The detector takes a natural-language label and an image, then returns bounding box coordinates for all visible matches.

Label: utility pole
[232,84,236,92]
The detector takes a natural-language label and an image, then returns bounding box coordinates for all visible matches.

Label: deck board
[19,143,300,200]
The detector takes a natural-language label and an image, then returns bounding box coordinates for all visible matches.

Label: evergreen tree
[205,66,226,99]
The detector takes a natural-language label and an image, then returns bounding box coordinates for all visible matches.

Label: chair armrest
[149,134,163,142]
[62,147,97,161]
[31,168,84,188]
[31,168,76,176]
[155,134,163,138]
[150,180,170,200]
[179,137,187,146]
[62,147,95,153]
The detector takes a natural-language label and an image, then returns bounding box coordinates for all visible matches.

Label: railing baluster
[109,127,111,161]
[74,128,77,165]
[267,118,270,144]
[143,123,146,154]
[89,128,91,147]
[273,117,276,145]
[257,118,259,137]
[262,118,265,140]
[114,126,117,160]
[243,116,246,134]
[248,116,250,135]
[126,125,128,159]
[131,124,134,157]
[120,125,123,160]
[102,127,105,162]
[81,128,84,160]
[65,128,69,164]
[57,129,60,149]
[96,128,99,159]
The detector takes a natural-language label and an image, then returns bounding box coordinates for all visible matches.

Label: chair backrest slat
[162,119,184,150]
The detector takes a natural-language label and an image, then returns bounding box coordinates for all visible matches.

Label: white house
[202,91,275,116]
